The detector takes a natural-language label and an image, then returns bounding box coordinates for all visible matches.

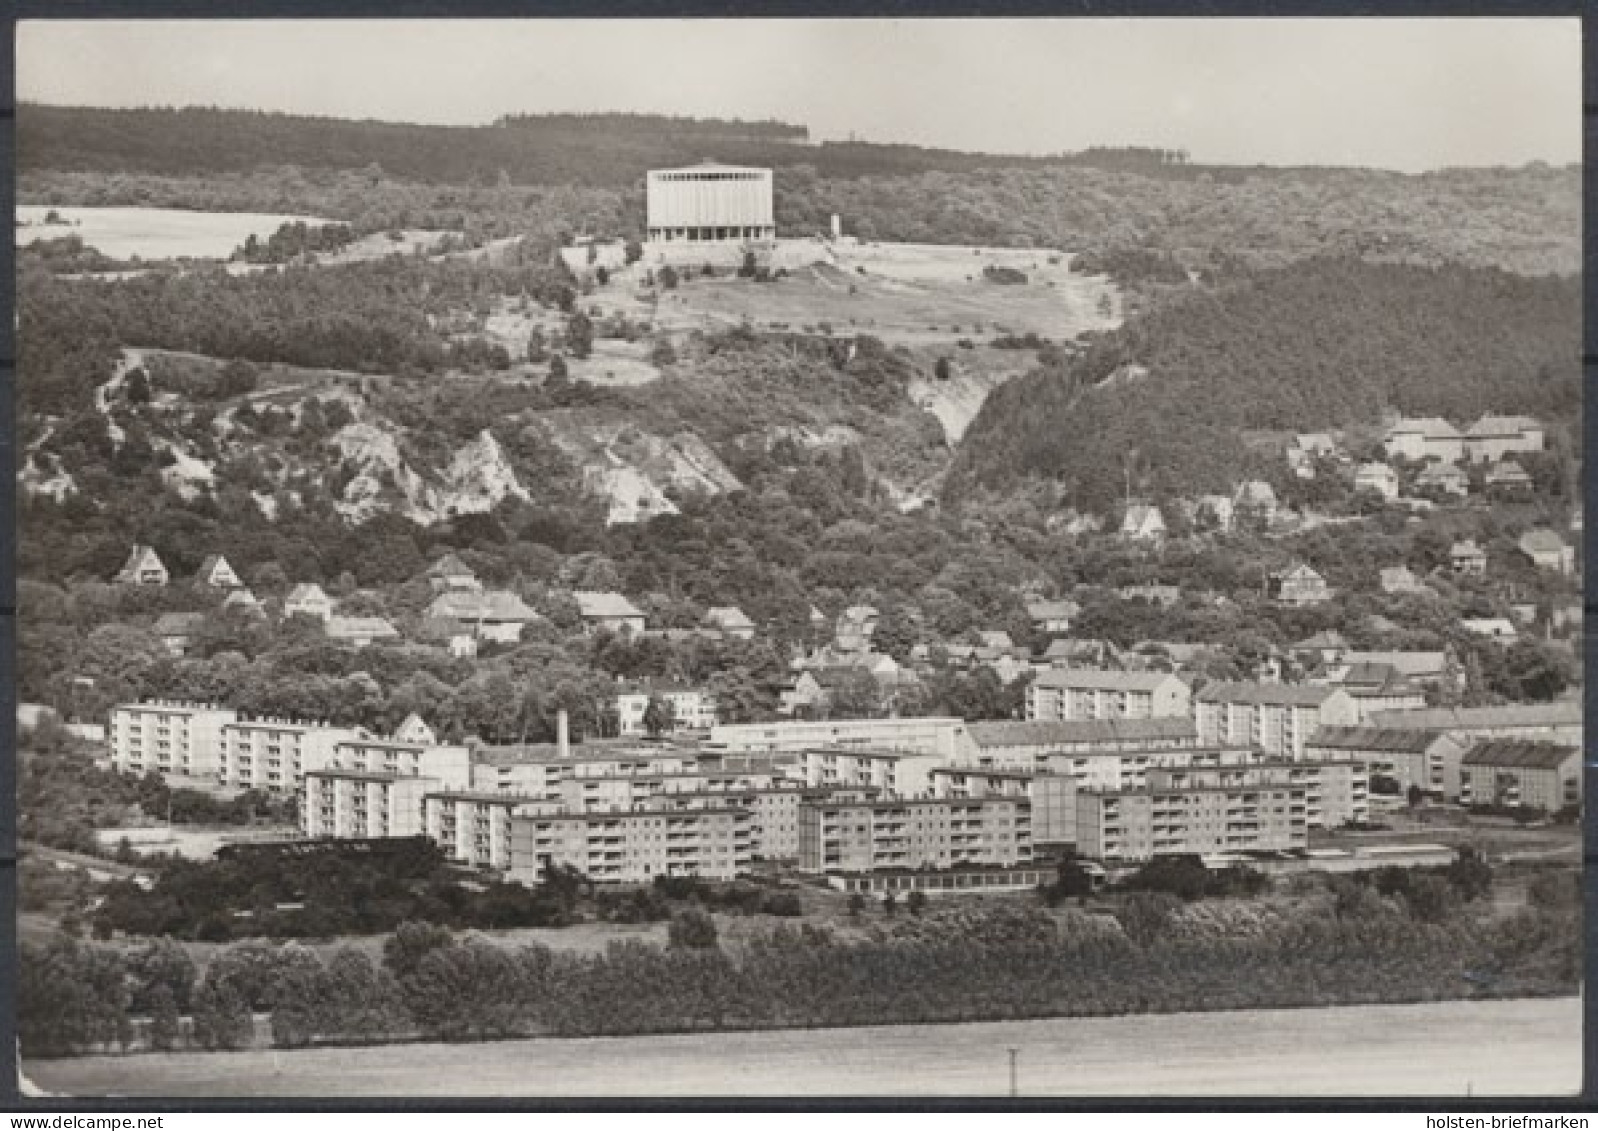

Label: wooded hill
[945,258,1581,516]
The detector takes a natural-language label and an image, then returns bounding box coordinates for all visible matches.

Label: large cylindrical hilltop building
[646,163,775,243]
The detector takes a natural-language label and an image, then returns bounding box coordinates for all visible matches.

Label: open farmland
[16,205,328,260]
[24,996,1580,1098]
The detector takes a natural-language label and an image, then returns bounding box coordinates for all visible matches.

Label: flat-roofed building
[423,791,526,869]
[218,717,362,793]
[332,736,471,791]
[711,716,969,759]
[508,798,754,884]
[1305,726,1467,799]
[646,163,775,244]
[468,742,703,797]
[302,770,435,840]
[1366,702,1582,750]
[1457,740,1581,812]
[110,701,239,779]
[1025,669,1190,722]
[795,747,946,799]
[929,766,1075,845]
[1194,682,1360,760]
[957,718,1200,771]
[797,795,1031,874]
[1149,760,1369,830]
[1077,771,1311,864]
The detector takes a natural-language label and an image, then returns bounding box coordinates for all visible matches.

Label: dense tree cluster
[948,258,1580,515]
[21,873,1581,1055]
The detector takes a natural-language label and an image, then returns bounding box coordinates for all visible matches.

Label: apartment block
[1305,726,1467,799]
[332,736,472,791]
[302,770,435,839]
[468,743,703,797]
[796,747,945,798]
[507,798,754,884]
[958,718,1200,771]
[1077,777,1308,864]
[109,701,238,779]
[423,791,526,869]
[1026,670,1190,722]
[1457,740,1581,812]
[217,717,361,793]
[1194,682,1360,760]
[796,795,1031,874]
[710,716,969,759]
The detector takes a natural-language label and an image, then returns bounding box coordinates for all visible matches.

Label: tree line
[21,867,1581,1057]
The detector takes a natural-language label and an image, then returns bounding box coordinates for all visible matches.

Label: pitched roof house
[1484,459,1532,491]
[1414,461,1469,496]
[153,612,207,657]
[1026,599,1080,634]
[573,591,647,634]
[1120,503,1167,543]
[1518,529,1574,575]
[426,553,481,592]
[706,605,756,640]
[1383,417,1465,463]
[1379,565,1426,595]
[1464,415,1544,463]
[195,554,244,590]
[1449,540,1487,576]
[284,582,334,622]
[427,589,542,642]
[326,615,400,648]
[114,544,169,586]
[1269,563,1331,607]
[1353,462,1399,500]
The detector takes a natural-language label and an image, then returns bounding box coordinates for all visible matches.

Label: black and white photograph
[11,16,1585,1100]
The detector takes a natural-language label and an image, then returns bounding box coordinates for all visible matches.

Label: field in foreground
[25,996,1581,1099]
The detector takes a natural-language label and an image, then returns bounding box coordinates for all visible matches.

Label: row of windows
[652,171,767,182]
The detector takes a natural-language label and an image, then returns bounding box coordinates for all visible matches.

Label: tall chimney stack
[557,709,570,758]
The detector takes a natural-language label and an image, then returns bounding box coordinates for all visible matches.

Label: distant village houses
[114,544,169,587]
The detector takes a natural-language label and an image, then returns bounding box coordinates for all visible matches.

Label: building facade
[508,799,755,884]
[1025,669,1190,723]
[110,701,239,779]
[1194,682,1360,760]
[797,795,1032,874]
[217,718,361,793]
[302,770,434,840]
[645,164,775,243]
[1457,740,1581,812]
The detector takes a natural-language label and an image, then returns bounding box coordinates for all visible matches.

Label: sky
[16,18,1581,171]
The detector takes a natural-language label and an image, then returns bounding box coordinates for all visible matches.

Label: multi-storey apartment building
[958,718,1200,771]
[1194,682,1360,760]
[710,717,969,759]
[508,798,754,884]
[302,770,435,840]
[217,717,362,793]
[1077,776,1307,864]
[615,685,719,734]
[796,795,1031,874]
[795,747,945,799]
[109,701,238,779]
[422,791,526,869]
[1025,670,1190,723]
[468,743,704,797]
[1304,726,1467,799]
[331,736,472,791]
[1150,761,1369,829]
[1457,740,1581,812]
